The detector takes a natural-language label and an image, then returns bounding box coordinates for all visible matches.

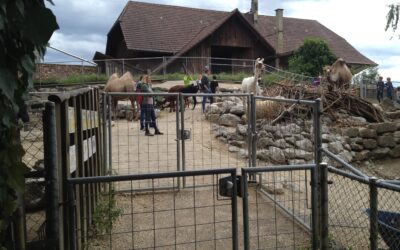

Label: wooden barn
[94,0,376,75]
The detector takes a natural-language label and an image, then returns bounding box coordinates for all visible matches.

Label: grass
[34,73,108,85]
[34,72,282,86]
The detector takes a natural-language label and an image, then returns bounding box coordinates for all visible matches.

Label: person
[183,73,193,87]
[200,69,211,113]
[209,75,219,104]
[376,76,384,103]
[140,75,163,136]
[135,76,145,130]
[396,87,400,104]
[386,77,394,100]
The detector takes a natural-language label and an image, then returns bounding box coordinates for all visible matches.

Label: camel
[162,84,199,112]
[104,72,137,119]
[324,58,353,90]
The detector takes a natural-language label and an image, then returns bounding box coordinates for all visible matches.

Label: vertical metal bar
[122,58,125,75]
[176,93,181,188]
[369,177,378,250]
[68,183,77,250]
[231,171,238,250]
[242,169,250,250]
[247,95,252,168]
[320,163,329,250]
[179,93,186,187]
[44,102,59,248]
[163,56,166,80]
[311,167,318,250]
[107,94,112,173]
[250,94,257,169]
[102,92,107,176]
[313,98,322,246]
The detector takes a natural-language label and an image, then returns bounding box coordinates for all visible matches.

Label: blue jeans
[202,90,211,113]
[139,107,145,129]
[142,104,157,130]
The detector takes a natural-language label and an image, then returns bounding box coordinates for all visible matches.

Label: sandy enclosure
[86,186,310,250]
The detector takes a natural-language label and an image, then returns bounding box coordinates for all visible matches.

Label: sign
[69,136,96,173]
[68,107,99,133]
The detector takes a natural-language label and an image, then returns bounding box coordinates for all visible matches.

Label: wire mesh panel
[68,169,238,250]
[376,184,400,249]
[327,167,370,249]
[242,166,315,250]
[182,93,251,186]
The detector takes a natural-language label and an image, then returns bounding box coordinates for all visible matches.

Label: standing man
[200,68,211,113]
[376,76,384,103]
[210,75,219,104]
[141,75,163,136]
[386,77,394,100]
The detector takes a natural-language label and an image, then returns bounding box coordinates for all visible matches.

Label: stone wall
[33,63,98,80]
[205,97,400,166]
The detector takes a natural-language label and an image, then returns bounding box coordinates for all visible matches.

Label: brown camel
[104,72,137,119]
[324,58,353,90]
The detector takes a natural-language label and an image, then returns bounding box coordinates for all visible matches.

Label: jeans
[139,107,145,129]
[202,90,211,113]
[142,104,157,130]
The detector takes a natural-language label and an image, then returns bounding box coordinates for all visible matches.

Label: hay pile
[262,82,385,123]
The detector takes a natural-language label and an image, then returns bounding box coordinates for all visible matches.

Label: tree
[386,3,400,36]
[288,38,337,77]
[352,67,379,85]
[0,1,58,247]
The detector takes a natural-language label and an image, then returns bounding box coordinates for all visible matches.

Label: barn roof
[112,1,375,65]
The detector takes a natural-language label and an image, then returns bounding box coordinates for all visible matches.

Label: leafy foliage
[0,0,58,247]
[288,38,337,77]
[352,67,379,85]
[386,3,400,37]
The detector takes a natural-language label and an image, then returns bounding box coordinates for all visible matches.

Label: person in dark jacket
[210,75,219,104]
[200,69,211,113]
[376,76,384,103]
[386,77,394,100]
[141,75,163,136]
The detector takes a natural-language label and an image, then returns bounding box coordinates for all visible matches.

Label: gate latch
[178,129,191,140]
[219,176,242,198]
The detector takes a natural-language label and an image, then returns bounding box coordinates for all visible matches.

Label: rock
[301,131,311,139]
[219,114,241,127]
[207,104,223,114]
[377,135,396,148]
[369,122,397,134]
[295,139,313,152]
[344,143,351,151]
[212,125,235,138]
[154,109,161,118]
[342,128,359,138]
[338,151,353,163]
[288,159,306,165]
[381,98,396,110]
[228,146,240,153]
[349,137,363,145]
[226,132,244,141]
[117,109,126,118]
[238,149,248,159]
[353,150,370,161]
[363,139,378,150]
[285,137,296,146]
[274,139,288,149]
[359,128,377,138]
[283,149,313,161]
[390,145,400,158]
[257,147,286,164]
[257,138,275,148]
[371,147,391,159]
[207,114,220,123]
[236,124,248,136]
[280,124,302,134]
[221,101,235,113]
[348,116,368,125]
[263,183,285,195]
[328,141,344,154]
[322,134,333,143]
[229,140,246,148]
[230,105,245,116]
[385,110,400,119]
[350,142,364,151]
[126,110,134,121]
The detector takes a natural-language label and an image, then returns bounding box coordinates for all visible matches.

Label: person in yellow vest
[183,72,193,86]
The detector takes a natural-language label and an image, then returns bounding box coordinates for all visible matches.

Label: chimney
[275,8,284,68]
[251,0,258,24]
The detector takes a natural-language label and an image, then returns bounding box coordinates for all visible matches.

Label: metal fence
[67,168,239,250]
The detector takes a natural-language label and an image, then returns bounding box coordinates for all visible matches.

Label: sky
[45,0,400,82]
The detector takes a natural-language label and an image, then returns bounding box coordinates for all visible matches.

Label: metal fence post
[311,166,318,250]
[67,183,77,250]
[102,92,107,176]
[250,94,257,168]
[107,94,112,173]
[241,169,250,250]
[313,98,322,248]
[122,58,125,75]
[179,93,185,187]
[44,102,59,249]
[369,177,378,250]
[163,56,166,80]
[320,162,329,250]
[231,171,238,250]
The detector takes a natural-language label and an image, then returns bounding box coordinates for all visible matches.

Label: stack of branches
[262,82,385,123]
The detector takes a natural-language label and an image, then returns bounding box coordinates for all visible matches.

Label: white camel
[242,58,264,95]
